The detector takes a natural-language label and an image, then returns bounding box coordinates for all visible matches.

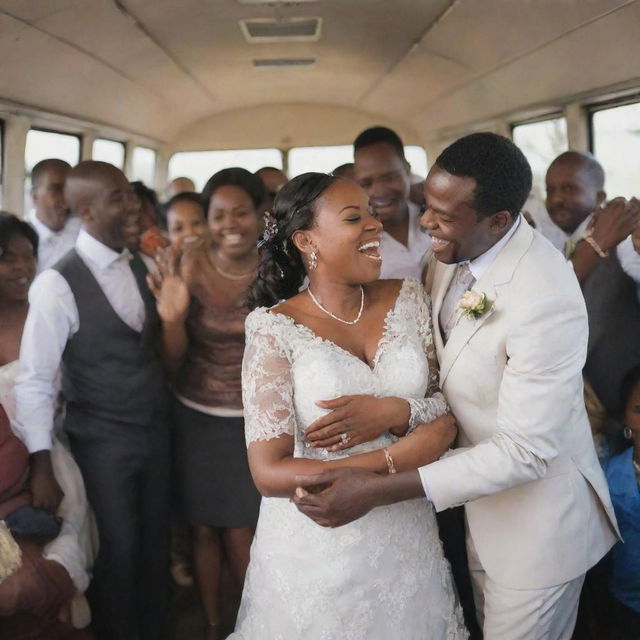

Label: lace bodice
[242,279,447,457]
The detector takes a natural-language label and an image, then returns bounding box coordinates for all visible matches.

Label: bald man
[166,176,196,200]
[545,151,640,414]
[15,161,170,640]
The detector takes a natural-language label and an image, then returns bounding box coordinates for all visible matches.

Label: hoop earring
[623,426,633,440]
[308,250,318,270]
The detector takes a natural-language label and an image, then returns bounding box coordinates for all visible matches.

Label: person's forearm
[161,319,188,372]
[570,240,603,284]
[373,470,426,507]
[251,448,388,498]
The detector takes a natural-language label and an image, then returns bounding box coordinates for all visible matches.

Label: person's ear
[488,210,512,235]
[292,229,317,257]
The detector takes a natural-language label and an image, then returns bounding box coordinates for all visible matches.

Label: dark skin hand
[29,450,64,512]
[304,395,410,451]
[293,466,426,528]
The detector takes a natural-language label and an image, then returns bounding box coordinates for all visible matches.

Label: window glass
[24,129,81,213]
[131,146,156,186]
[168,148,282,192]
[288,144,428,179]
[93,138,125,169]
[591,102,640,198]
[512,117,568,199]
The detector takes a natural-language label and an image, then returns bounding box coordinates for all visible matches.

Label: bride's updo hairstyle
[247,172,338,309]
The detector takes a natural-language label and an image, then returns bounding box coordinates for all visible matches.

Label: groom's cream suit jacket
[421,219,619,590]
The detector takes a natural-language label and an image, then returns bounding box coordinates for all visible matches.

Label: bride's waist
[293,432,396,460]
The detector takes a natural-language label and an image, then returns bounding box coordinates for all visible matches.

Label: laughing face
[297,179,383,284]
[207,185,262,259]
[0,233,37,303]
[354,142,411,226]
[421,167,511,264]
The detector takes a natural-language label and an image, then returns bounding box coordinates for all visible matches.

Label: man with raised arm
[294,133,619,640]
[15,161,170,640]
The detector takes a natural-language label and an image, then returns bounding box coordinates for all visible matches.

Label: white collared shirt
[14,229,146,452]
[379,201,431,280]
[26,210,82,272]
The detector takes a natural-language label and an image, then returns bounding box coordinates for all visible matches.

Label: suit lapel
[428,258,456,359]
[439,220,535,386]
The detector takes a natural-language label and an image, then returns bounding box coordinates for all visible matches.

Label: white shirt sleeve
[14,270,79,453]
[617,235,640,283]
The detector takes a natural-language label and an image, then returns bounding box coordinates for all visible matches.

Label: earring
[624,426,633,439]
[308,250,318,270]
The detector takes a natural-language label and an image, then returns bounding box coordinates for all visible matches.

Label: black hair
[165,191,204,213]
[246,172,339,309]
[332,163,355,178]
[353,126,406,160]
[435,132,532,219]
[0,212,39,258]
[202,168,267,214]
[621,364,640,418]
[256,166,285,176]
[31,158,71,190]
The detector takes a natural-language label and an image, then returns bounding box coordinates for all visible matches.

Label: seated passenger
[353,126,430,279]
[598,364,640,639]
[131,181,169,260]
[545,151,640,415]
[0,213,93,639]
[26,159,81,272]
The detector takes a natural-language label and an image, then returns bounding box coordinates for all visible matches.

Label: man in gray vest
[545,151,640,416]
[15,161,170,640]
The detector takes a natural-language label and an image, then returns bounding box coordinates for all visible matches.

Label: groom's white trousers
[466,531,585,640]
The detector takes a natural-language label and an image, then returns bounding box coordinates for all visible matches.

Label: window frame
[586,92,640,153]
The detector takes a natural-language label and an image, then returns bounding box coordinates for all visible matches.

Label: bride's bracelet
[383,448,397,474]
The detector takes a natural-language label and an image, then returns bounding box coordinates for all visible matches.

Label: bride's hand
[388,413,457,472]
[304,395,410,451]
[147,244,190,324]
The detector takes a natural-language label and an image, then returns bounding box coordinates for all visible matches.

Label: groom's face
[421,167,507,264]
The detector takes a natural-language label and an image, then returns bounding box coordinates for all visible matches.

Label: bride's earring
[308,250,318,270]
[624,426,633,439]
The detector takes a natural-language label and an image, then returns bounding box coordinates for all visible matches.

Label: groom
[294,133,619,639]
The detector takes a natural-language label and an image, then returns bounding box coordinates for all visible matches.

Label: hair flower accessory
[458,290,491,320]
[258,210,278,248]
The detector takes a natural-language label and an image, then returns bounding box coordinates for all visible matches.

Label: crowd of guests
[0,126,638,640]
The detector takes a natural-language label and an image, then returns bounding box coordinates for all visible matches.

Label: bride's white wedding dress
[231,279,468,640]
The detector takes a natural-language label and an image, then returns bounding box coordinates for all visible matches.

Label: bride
[230,173,468,639]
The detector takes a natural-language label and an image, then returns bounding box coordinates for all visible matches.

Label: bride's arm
[243,314,455,498]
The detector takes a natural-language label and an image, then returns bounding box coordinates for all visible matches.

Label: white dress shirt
[379,201,431,279]
[616,235,640,301]
[15,229,146,453]
[26,210,82,272]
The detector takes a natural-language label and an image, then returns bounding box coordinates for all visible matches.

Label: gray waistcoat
[53,249,165,426]
[582,249,640,416]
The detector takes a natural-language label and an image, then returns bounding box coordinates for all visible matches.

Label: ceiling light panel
[240,17,322,43]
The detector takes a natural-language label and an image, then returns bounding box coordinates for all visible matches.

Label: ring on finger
[340,432,350,445]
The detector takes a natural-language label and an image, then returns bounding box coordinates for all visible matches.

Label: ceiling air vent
[252,57,316,68]
[238,0,321,5]
[240,17,322,42]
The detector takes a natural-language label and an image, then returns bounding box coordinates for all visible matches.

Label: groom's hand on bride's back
[293,468,384,527]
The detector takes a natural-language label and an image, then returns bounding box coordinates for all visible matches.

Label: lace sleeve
[242,310,297,445]
[404,280,449,431]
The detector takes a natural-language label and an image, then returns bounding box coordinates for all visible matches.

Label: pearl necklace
[213,263,256,281]
[307,286,365,325]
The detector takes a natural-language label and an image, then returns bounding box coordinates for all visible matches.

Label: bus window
[93,138,125,169]
[512,117,568,199]
[168,149,282,191]
[288,145,428,180]
[131,146,156,186]
[591,101,640,199]
[24,128,81,213]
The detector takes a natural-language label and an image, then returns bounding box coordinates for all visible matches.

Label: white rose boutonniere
[459,291,491,320]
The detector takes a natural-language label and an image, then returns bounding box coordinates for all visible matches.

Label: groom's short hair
[435,132,532,219]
